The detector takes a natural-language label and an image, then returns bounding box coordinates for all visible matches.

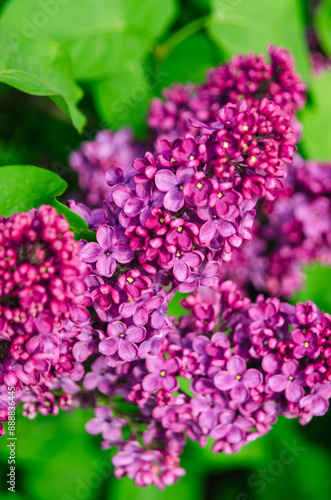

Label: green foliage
[293,263,331,312]
[0,165,88,237]
[0,0,177,80]
[0,1,330,499]
[92,63,152,137]
[155,32,218,90]
[315,0,331,54]
[299,72,331,160]
[207,0,310,80]
[0,28,85,131]
[0,0,177,134]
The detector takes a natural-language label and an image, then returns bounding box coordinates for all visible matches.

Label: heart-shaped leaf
[0,165,89,238]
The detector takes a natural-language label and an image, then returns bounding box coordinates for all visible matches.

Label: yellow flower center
[304,341,309,348]
[126,277,134,284]
[196,182,203,190]
[160,370,166,377]
[242,125,249,131]
[177,226,183,233]
[235,375,242,380]
[223,141,229,149]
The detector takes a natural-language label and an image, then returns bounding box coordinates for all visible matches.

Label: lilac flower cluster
[47,46,331,488]
[219,155,331,298]
[0,206,90,433]
[81,280,331,488]
[148,45,306,141]
[2,45,330,489]
[70,129,145,207]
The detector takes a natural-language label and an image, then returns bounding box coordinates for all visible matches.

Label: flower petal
[155,169,177,192]
[118,339,138,361]
[142,373,161,392]
[79,242,103,262]
[214,371,236,391]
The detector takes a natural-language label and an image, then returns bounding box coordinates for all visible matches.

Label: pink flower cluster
[1,45,331,490]
[81,281,331,488]
[148,45,306,140]
[219,155,331,298]
[0,206,91,434]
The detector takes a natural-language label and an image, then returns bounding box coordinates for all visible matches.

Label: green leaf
[0,165,88,237]
[299,72,331,161]
[92,63,152,136]
[315,0,331,55]
[292,263,331,312]
[0,29,85,131]
[207,0,310,81]
[0,0,177,81]
[168,292,190,317]
[154,32,218,92]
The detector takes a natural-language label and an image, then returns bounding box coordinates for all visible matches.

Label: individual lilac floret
[142,356,179,392]
[214,355,263,403]
[79,224,134,277]
[85,406,126,442]
[98,322,146,361]
[267,360,305,402]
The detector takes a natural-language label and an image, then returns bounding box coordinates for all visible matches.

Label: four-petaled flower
[79,225,134,277]
[214,355,263,403]
[99,321,146,361]
[142,356,179,392]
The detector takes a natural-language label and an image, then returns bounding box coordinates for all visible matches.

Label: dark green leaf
[92,63,152,137]
[155,33,218,92]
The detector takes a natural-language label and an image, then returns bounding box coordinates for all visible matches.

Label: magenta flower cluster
[1,45,331,490]
[148,45,306,140]
[0,206,90,434]
[219,155,331,298]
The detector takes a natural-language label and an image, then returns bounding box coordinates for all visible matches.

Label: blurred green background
[0,0,331,498]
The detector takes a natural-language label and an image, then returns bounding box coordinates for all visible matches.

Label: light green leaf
[168,292,190,317]
[207,0,310,81]
[293,263,331,312]
[0,0,177,81]
[0,165,88,237]
[0,29,85,131]
[299,72,331,161]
